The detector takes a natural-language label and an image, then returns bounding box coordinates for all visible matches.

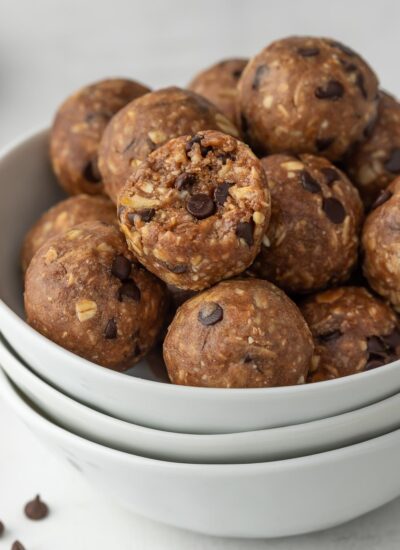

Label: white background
[1,0,400,548]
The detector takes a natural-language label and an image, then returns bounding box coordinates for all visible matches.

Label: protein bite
[346,91,400,207]
[362,177,400,311]
[21,194,117,273]
[24,221,167,370]
[300,287,400,382]
[50,78,150,195]
[236,36,379,160]
[164,279,313,388]
[251,154,363,293]
[118,130,270,290]
[188,58,248,123]
[98,86,240,202]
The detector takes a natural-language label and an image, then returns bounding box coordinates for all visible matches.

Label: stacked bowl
[2,129,400,539]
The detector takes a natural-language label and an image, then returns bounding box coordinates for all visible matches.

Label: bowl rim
[2,126,400,397]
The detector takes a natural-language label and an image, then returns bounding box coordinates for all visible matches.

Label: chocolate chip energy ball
[300,287,400,382]
[50,78,150,196]
[188,58,248,123]
[362,177,400,311]
[98,87,240,202]
[251,154,363,293]
[118,130,270,290]
[236,36,379,160]
[21,194,116,273]
[164,279,313,388]
[346,92,400,207]
[24,221,167,370]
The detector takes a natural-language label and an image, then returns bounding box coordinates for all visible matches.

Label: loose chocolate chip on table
[118,280,141,302]
[104,318,117,339]
[0,520,4,536]
[330,41,355,57]
[300,170,321,193]
[384,148,400,173]
[111,255,132,281]
[356,72,368,99]
[83,156,101,183]
[186,194,215,219]
[137,208,155,222]
[252,64,269,90]
[214,182,234,205]
[318,329,342,342]
[198,302,224,326]
[315,137,335,152]
[12,541,25,550]
[175,172,197,191]
[371,189,393,210]
[297,46,320,57]
[322,197,346,224]
[320,167,339,186]
[315,80,344,100]
[24,494,49,520]
[236,221,254,246]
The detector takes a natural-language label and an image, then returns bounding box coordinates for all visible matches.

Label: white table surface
[1,0,400,547]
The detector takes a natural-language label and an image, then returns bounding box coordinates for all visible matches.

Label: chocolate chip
[118,280,141,302]
[381,327,400,349]
[175,173,196,191]
[218,152,236,164]
[318,329,342,342]
[185,134,212,157]
[300,170,321,193]
[164,263,188,274]
[322,197,346,224]
[315,137,335,152]
[331,41,355,57]
[104,318,117,339]
[340,59,358,72]
[11,541,25,550]
[315,80,344,100]
[297,47,320,57]
[365,357,385,371]
[83,156,101,183]
[363,116,377,138]
[24,494,49,520]
[356,72,368,99]
[137,208,155,222]
[371,189,393,210]
[367,335,387,355]
[214,182,234,205]
[252,64,268,90]
[186,194,215,219]
[111,255,132,281]
[0,520,4,537]
[198,302,223,326]
[244,354,253,363]
[236,220,254,246]
[320,167,340,186]
[232,68,244,79]
[384,148,400,173]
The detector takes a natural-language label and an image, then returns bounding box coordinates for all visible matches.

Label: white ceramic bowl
[2,331,400,464]
[2,368,400,539]
[2,128,400,434]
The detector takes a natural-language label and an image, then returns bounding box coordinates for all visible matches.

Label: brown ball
[118,130,270,290]
[251,154,363,293]
[346,91,400,207]
[98,86,240,203]
[24,221,168,370]
[50,78,150,196]
[188,58,248,122]
[21,194,116,273]
[300,287,400,382]
[236,36,379,160]
[164,279,313,388]
[362,177,400,311]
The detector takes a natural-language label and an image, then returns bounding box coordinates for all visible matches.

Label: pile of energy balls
[22,36,400,388]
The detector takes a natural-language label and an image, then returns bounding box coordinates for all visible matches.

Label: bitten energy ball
[118,130,270,290]
[251,154,363,293]
[164,279,313,388]
[362,177,400,311]
[237,36,379,160]
[346,91,400,207]
[21,194,116,273]
[98,86,240,202]
[50,78,150,195]
[300,287,400,382]
[188,58,248,123]
[24,221,167,370]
